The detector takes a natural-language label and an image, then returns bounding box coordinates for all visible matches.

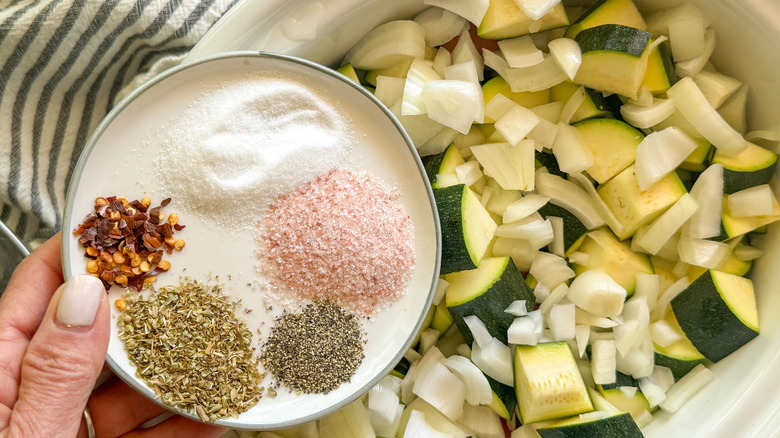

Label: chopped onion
[552,121,594,174]
[591,339,617,385]
[575,308,620,329]
[693,70,742,109]
[620,98,676,129]
[727,184,774,217]
[344,20,426,70]
[458,404,505,438]
[634,273,660,312]
[484,93,517,121]
[432,47,453,78]
[568,269,627,318]
[529,252,575,289]
[735,243,764,261]
[548,216,565,257]
[668,14,706,62]
[535,172,605,229]
[441,355,492,406]
[675,29,716,78]
[682,163,723,239]
[413,360,466,420]
[677,236,731,269]
[614,297,650,356]
[569,172,625,236]
[414,7,468,47]
[503,194,550,223]
[445,60,481,85]
[567,251,590,267]
[514,0,561,20]
[658,364,715,413]
[650,277,690,322]
[638,377,666,408]
[419,328,441,355]
[483,49,567,92]
[527,118,559,150]
[575,324,590,358]
[418,127,460,157]
[559,86,586,124]
[498,35,544,68]
[495,104,540,145]
[646,3,712,37]
[635,127,699,190]
[649,366,676,392]
[421,79,484,133]
[424,0,489,26]
[505,300,529,317]
[471,141,535,191]
[455,160,483,186]
[634,193,699,255]
[452,27,484,81]
[746,129,780,143]
[531,101,564,123]
[539,283,569,314]
[471,337,514,386]
[667,77,747,156]
[547,37,582,81]
[496,216,554,250]
[629,85,653,107]
[402,59,443,116]
[492,237,536,272]
[463,315,493,348]
[616,334,654,378]
[718,84,748,135]
[548,303,576,341]
[375,75,406,107]
[533,281,551,303]
[508,315,539,346]
[404,410,453,438]
[367,382,401,429]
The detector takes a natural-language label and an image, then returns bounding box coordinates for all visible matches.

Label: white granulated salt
[153,71,351,230]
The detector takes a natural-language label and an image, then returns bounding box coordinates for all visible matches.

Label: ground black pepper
[261,300,365,394]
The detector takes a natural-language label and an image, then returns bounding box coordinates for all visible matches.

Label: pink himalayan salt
[258,168,415,314]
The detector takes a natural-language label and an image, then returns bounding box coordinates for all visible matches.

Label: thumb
[8,275,109,438]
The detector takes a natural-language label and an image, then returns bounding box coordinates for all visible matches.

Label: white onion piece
[693,70,742,109]
[548,37,582,81]
[635,127,699,190]
[591,339,617,385]
[404,410,453,438]
[675,29,716,78]
[728,184,774,217]
[458,404,505,438]
[498,35,544,68]
[424,0,489,26]
[568,172,626,238]
[621,98,676,129]
[527,118,559,150]
[445,60,480,84]
[418,127,460,157]
[634,193,699,255]
[375,75,406,107]
[402,59,443,116]
[421,80,484,133]
[390,101,445,147]
[505,300,529,317]
[634,273,660,312]
[638,377,667,408]
[531,101,564,123]
[483,49,567,92]
[567,251,590,267]
[452,27,484,81]
[455,160,483,186]
[568,270,627,318]
[559,86,586,125]
[548,216,565,257]
[344,20,426,70]
[549,303,576,341]
[683,163,723,239]
[677,236,730,269]
[614,297,650,356]
[471,141,535,191]
[495,104,540,145]
[718,84,748,135]
[514,0,561,20]
[538,283,569,315]
[535,172,605,229]
[367,383,401,428]
[496,216,554,250]
[658,364,715,413]
[463,315,493,349]
[650,319,683,347]
[576,308,620,328]
[668,14,706,62]
[620,386,638,399]
[484,93,517,121]
[503,194,550,223]
[616,334,654,379]
[471,338,514,386]
[746,129,780,143]
[432,47,453,78]
[413,360,466,421]
[629,86,653,107]
[419,328,441,355]
[735,244,764,261]
[552,122,593,174]
[667,77,747,156]
[650,277,690,322]
[646,3,712,37]
[414,7,468,47]
[575,325,590,358]
[492,237,535,272]
[529,252,574,290]
[441,355,493,406]
[508,315,539,345]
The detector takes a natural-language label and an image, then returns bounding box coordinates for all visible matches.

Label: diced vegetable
[344,20,426,70]
[434,184,496,274]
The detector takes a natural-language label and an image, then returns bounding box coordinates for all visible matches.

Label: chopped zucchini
[431,301,454,333]
[721,194,780,239]
[478,0,570,40]
[536,150,567,178]
[712,141,779,194]
[641,40,677,95]
[486,375,517,420]
[551,82,622,122]
[336,63,361,83]
[597,372,652,421]
[653,311,706,381]
[537,412,643,438]
[679,137,713,172]
[564,0,647,40]
[598,164,688,240]
[538,203,588,256]
[434,184,497,274]
[671,270,759,362]
[423,143,466,187]
[573,118,644,184]
[573,24,653,99]
[444,256,535,345]
[571,228,653,296]
[514,342,594,424]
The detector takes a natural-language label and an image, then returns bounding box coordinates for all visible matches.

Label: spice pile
[258,168,416,314]
[261,300,364,394]
[117,280,264,422]
[73,196,185,290]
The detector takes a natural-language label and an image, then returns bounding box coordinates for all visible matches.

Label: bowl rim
[61,50,442,429]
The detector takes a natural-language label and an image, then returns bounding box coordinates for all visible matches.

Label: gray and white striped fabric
[0,0,236,246]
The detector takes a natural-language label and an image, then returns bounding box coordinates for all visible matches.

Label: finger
[85,376,168,438]
[120,415,227,438]
[4,274,109,437]
[0,233,63,408]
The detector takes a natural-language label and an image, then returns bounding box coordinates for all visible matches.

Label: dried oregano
[118,280,263,422]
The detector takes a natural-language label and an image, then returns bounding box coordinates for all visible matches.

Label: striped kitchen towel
[0,0,236,246]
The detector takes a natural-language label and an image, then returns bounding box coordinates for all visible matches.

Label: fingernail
[56,275,105,327]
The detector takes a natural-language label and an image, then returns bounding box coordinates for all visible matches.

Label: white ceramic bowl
[187,0,780,436]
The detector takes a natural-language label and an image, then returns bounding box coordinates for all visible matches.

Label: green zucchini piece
[444,256,534,344]
[538,203,588,256]
[712,142,779,194]
[483,76,550,123]
[391,356,413,378]
[336,63,361,83]
[363,58,412,87]
[597,372,652,421]
[722,195,780,239]
[537,412,643,438]
[598,164,688,240]
[564,0,647,40]
[671,270,759,362]
[573,118,644,184]
[571,228,653,296]
[478,0,570,40]
[430,301,454,333]
[641,40,677,95]
[573,24,652,99]
[536,150,567,178]
[679,137,713,172]
[653,311,706,381]
[487,375,517,420]
[514,342,594,424]
[550,82,622,122]
[434,184,497,274]
[423,143,466,186]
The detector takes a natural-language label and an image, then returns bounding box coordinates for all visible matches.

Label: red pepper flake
[73,196,186,290]
[257,169,415,314]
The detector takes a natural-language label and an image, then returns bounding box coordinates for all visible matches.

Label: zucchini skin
[447,259,535,345]
[538,203,588,254]
[487,375,517,420]
[575,24,651,57]
[721,163,778,195]
[671,270,758,362]
[653,350,704,381]
[537,413,643,438]
[434,184,477,275]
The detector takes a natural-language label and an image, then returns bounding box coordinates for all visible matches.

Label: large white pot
[188,1,780,436]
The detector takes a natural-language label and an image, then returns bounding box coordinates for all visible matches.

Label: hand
[0,233,227,438]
